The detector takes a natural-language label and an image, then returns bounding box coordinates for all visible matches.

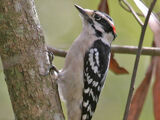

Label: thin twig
[123,0,157,120]
[119,0,143,17]
[47,45,160,57]
[119,0,144,26]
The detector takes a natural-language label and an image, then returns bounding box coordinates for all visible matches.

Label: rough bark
[0,0,64,120]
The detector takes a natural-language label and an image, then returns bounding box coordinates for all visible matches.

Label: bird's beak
[74,4,93,20]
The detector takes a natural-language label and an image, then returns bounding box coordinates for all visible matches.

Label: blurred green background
[0,0,156,120]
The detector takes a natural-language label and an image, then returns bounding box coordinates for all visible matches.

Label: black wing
[81,40,111,120]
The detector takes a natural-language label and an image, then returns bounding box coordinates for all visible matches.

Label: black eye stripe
[92,12,115,35]
[95,18,112,32]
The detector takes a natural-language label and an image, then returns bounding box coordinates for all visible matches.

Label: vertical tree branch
[123,0,157,120]
[0,0,64,119]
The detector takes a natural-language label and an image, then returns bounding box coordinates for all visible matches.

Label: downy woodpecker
[58,5,117,120]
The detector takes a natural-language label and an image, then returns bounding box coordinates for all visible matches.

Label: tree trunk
[0,0,64,119]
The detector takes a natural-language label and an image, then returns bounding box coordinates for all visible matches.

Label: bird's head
[75,5,117,44]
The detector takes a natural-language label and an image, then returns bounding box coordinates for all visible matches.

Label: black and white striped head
[75,5,117,44]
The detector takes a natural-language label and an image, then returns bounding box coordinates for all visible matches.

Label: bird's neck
[81,25,111,46]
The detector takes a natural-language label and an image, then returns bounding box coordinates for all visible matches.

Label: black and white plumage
[82,40,110,120]
[58,5,117,120]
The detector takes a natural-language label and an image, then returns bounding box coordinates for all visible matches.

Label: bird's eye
[94,14,101,21]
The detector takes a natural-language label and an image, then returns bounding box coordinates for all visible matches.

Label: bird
[57,5,117,120]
